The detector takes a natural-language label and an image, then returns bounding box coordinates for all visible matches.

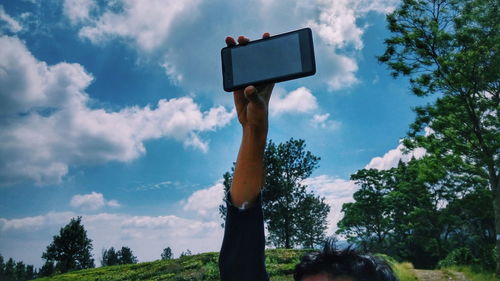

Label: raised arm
[226,33,274,208]
[219,33,274,281]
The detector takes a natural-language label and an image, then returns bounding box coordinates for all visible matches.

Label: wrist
[242,124,268,143]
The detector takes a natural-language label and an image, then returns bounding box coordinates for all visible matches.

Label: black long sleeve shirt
[218,192,269,281]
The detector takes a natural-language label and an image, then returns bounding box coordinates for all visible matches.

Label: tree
[15,261,26,281]
[161,247,173,260]
[378,0,499,273]
[179,249,192,257]
[337,168,394,254]
[25,265,35,280]
[38,261,54,277]
[294,192,330,249]
[42,216,95,274]
[4,258,15,281]
[101,246,138,266]
[0,254,4,280]
[338,156,494,268]
[101,247,119,266]
[117,247,137,265]
[220,138,330,249]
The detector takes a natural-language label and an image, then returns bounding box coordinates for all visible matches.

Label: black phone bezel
[221,28,316,92]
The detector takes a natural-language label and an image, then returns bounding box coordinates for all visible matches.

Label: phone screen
[231,33,302,85]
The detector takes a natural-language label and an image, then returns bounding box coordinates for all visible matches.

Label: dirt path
[414,269,470,281]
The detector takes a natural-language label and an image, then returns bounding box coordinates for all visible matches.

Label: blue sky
[0,0,429,267]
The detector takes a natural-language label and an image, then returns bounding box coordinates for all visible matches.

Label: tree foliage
[179,249,192,257]
[0,254,37,281]
[219,138,330,249]
[101,247,119,267]
[101,246,138,266]
[42,216,95,274]
[378,0,499,273]
[337,158,494,269]
[117,247,138,265]
[161,247,173,260]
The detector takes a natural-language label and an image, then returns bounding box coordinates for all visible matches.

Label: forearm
[230,125,267,208]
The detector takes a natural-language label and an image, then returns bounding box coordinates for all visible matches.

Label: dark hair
[294,240,398,281]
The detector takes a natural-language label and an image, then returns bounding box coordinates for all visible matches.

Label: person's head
[294,240,398,281]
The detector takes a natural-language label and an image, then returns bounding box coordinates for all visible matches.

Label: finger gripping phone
[221,28,316,92]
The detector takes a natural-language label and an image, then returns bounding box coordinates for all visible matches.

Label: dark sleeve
[218,192,269,281]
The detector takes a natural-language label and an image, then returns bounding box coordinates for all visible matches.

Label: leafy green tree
[15,261,26,281]
[179,250,192,257]
[295,192,330,249]
[4,258,15,281]
[161,247,173,260]
[338,156,494,268]
[443,187,495,269]
[42,216,95,273]
[0,254,4,279]
[25,265,35,280]
[117,247,137,265]
[101,247,119,266]
[337,168,393,254]
[38,261,54,277]
[219,138,330,249]
[378,0,499,273]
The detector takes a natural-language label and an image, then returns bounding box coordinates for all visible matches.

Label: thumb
[244,86,261,104]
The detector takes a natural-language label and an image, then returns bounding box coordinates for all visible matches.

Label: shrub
[438,248,477,268]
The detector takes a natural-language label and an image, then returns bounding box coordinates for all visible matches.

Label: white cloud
[0,211,223,267]
[70,192,121,211]
[307,0,363,50]
[307,0,398,50]
[0,212,75,232]
[270,87,318,116]
[310,113,341,130]
[365,143,426,170]
[78,0,201,51]
[65,0,398,93]
[0,36,234,185]
[0,181,227,267]
[63,0,96,24]
[0,5,22,33]
[302,175,358,235]
[182,181,225,220]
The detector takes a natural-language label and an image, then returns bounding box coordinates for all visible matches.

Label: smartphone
[221,28,316,92]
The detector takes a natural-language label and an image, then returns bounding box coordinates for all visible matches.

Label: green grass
[376,254,418,281]
[442,266,499,281]
[35,249,418,281]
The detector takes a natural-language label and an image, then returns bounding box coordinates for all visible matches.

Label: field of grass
[442,266,498,281]
[375,254,418,281]
[35,249,418,281]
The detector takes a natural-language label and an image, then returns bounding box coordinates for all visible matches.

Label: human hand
[225,33,275,134]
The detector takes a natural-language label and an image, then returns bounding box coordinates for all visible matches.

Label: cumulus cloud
[78,0,200,51]
[63,0,398,93]
[0,36,234,185]
[0,179,231,266]
[181,181,225,221]
[70,192,121,211]
[0,211,223,267]
[307,0,398,50]
[302,175,358,235]
[63,0,96,24]
[310,113,341,130]
[270,87,318,116]
[0,5,22,33]
[365,143,427,170]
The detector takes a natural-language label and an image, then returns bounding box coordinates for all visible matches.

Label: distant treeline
[337,159,494,269]
[0,216,181,280]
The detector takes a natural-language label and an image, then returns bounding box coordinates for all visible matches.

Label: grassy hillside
[442,266,498,281]
[35,249,417,281]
